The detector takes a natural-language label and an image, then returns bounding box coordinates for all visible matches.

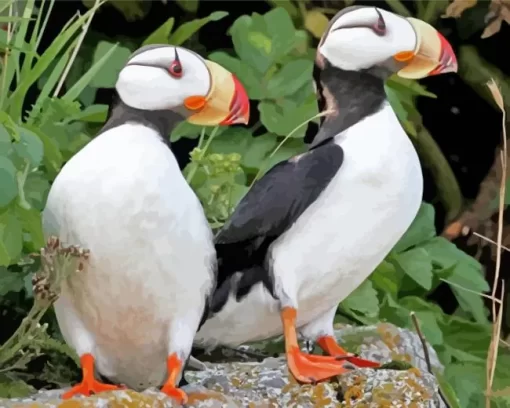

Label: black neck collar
[308,61,387,148]
[99,93,183,147]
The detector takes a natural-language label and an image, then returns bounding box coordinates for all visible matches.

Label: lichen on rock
[1,323,446,408]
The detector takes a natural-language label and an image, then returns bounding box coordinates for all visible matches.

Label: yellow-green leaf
[304,10,329,39]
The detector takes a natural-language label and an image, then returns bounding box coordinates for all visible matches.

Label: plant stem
[0,2,14,111]
[53,0,99,97]
[250,110,331,188]
[186,126,219,183]
[0,305,41,367]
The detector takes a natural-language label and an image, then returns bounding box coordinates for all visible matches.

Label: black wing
[214,142,344,294]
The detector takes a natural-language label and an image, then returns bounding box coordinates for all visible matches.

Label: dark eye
[169,48,183,78]
[169,60,183,78]
[373,8,386,36]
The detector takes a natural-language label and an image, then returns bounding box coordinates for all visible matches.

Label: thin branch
[472,231,510,253]
[440,278,502,304]
[53,0,100,97]
[410,312,432,372]
[485,79,507,408]
[410,312,450,408]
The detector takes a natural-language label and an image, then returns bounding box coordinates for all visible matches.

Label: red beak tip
[431,31,458,76]
[221,75,250,126]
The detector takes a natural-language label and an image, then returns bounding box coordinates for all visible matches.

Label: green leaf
[258,97,318,138]
[64,44,121,101]
[304,10,330,39]
[170,122,204,142]
[444,362,486,408]
[0,267,25,296]
[341,280,380,318]
[399,296,444,345]
[385,85,417,138]
[386,75,437,98]
[13,126,44,167]
[142,17,175,46]
[422,237,490,323]
[229,15,273,74]
[175,0,199,13]
[263,138,306,172]
[266,59,313,98]
[23,125,63,175]
[0,111,19,141]
[370,260,400,297]
[7,1,106,121]
[208,52,263,99]
[16,206,44,249]
[0,124,12,155]
[89,41,131,89]
[24,171,50,211]
[0,375,36,397]
[0,210,23,265]
[169,11,228,46]
[393,202,436,253]
[379,294,411,328]
[209,129,278,171]
[392,247,433,290]
[264,7,297,60]
[432,367,462,408]
[440,317,490,359]
[0,16,33,23]
[103,0,146,21]
[0,157,18,208]
[31,49,72,122]
[68,104,108,123]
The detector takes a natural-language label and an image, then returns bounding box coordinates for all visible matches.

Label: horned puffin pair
[194,6,457,383]
[42,5,457,405]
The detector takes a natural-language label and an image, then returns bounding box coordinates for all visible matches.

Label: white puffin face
[319,7,458,79]
[116,45,250,126]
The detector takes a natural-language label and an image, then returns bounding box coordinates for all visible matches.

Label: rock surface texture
[1,323,447,408]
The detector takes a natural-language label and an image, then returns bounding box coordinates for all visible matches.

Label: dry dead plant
[484,79,507,407]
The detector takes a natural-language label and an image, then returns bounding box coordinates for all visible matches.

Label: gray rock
[1,323,446,408]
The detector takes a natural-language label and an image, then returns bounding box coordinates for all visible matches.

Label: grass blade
[62,43,117,102]
[20,0,53,79]
[2,0,35,103]
[26,44,74,124]
[7,0,106,121]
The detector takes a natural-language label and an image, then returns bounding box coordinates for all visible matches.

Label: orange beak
[186,60,250,126]
[397,17,458,79]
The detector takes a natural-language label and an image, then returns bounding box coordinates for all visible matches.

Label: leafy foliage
[0,0,509,406]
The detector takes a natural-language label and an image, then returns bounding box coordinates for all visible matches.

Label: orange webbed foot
[160,384,188,405]
[160,353,187,405]
[61,353,126,399]
[281,307,353,384]
[287,345,351,383]
[317,335,380,368]
[62,380,126,399]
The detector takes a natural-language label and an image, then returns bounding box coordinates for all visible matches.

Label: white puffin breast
[43,123,215,388]
[194,102,423,347]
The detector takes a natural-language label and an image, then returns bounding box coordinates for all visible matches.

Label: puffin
[42,44,249,403]
[193,6,457,384]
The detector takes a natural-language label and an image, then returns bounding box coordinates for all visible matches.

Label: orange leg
[160,353,188,404]
[317,335,380,368]
[62,354,125,399]
[281,307,351,383]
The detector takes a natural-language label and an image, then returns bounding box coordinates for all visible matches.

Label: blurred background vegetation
[1,0,510,406]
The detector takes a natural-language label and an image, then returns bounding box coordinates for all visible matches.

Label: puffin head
[115,45,250,126]
[318,6,457,79]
